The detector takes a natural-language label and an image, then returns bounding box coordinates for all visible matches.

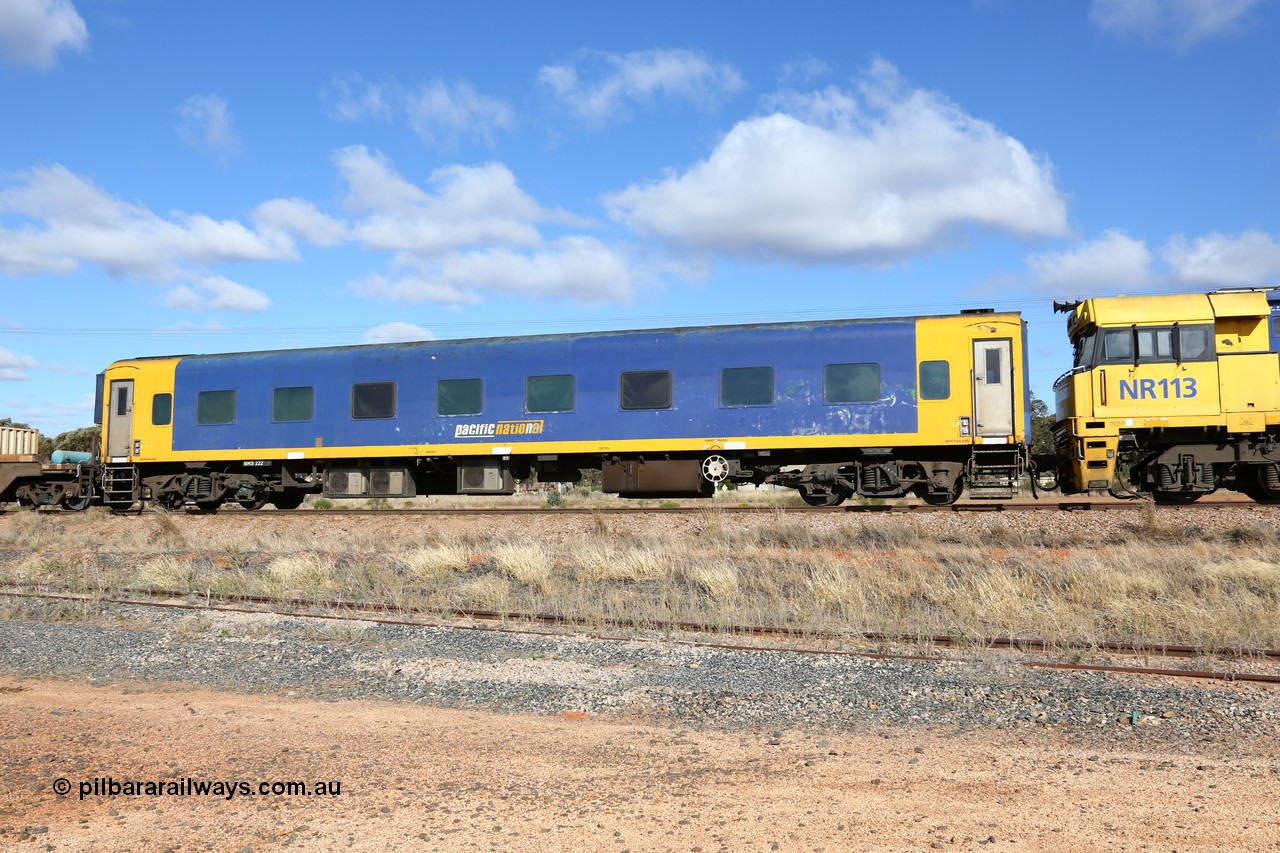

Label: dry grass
[2,505,1279,654]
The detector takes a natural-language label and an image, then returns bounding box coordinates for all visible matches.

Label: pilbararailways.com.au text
[56,777,342,801]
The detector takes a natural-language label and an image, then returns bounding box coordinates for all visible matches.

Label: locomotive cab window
[1098,324,1215,366]
[919,361,950,401]
[437,378,482,416]
[196,390,236,425]
[1072,330,1098,369]
[273,386,314,422]
[1100,329,1135,364]
[824,363,880,404]
[151,393,172,426]
[621,370,672,410]
[1177,326,1213,361]
[720,366,773,407]
[352,382,396,419]
[526,375,574,413]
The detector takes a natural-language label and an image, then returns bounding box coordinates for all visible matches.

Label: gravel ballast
[1,600,1276,749]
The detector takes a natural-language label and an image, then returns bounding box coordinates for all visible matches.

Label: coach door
[106,380,134,459]
[973,340,1014,437]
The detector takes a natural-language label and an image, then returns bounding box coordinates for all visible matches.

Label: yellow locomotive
[1053,288,1280,503]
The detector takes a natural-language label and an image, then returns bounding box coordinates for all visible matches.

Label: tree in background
[1030,395,1055,457]
[38,427,101,459]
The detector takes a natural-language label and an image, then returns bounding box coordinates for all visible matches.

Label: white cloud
[405,80,514,146]
[352,237,634,306]
[364,322,437,344]
[1163,230,1280,286]
[1089,0,1262,47]
[0,164,300,279]
[1026,229,1155,292]
[163,276,270,313]
[605,60,1068,265]
[322,73,513,147]
[779,55,832,85]
[253,198,348,247]
[323,72,393,122]
[175,94,241,160]
[539,48,744,125]
[335,146,553,254]
[331,146,635,305]
[1021,227,1280,293]
[0,346,38,381]
[0,0,87,71]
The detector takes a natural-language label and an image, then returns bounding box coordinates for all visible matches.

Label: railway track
[6,496,1269,517]
[5,585,1279,686]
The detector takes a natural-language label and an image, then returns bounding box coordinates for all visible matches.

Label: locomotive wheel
[192,499,224,514]
[60,491,92,512]
[270,493,306,510]
[1240,465,1280,503]
[157,492,186,512]
[798,485,848,507]
[238,495,269,511]
[1151,491,1202,505]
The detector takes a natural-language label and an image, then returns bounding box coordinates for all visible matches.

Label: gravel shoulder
[2,602,1280,850]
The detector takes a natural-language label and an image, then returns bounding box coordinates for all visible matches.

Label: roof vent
[960,308,994,315]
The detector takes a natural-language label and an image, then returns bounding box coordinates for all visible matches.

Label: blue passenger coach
[95,310,1031,509]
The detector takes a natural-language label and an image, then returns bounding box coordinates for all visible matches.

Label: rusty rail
[4,586,1279,686]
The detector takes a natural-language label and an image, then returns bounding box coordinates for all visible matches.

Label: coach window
[621,370,672,410]
[273,386,314,422]
[720,366,773,407]
[438,378,482,416]
[526,375,574,413]
[824,363,880,404]
[352,382,396,419]
[196,390,236,425]
[919,361,950,401]
[151,393,172,426]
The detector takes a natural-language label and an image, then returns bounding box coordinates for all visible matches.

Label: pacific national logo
[454,419,545,439]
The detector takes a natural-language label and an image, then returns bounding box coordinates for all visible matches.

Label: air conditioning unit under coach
[324,467,415,498]
[456,465,514,495]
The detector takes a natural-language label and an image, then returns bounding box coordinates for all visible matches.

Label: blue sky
[1,0,1278,436]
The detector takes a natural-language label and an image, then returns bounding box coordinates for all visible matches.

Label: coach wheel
[270,493,306,510]
[798,485,848,507]
[238,495,269,511]
[701,455,730,484]
[920,481,962,506]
